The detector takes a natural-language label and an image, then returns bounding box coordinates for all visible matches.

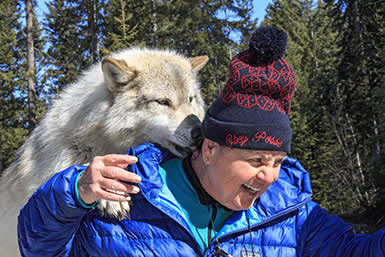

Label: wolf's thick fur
[0,48,208,256]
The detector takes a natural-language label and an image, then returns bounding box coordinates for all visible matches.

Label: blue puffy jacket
[18,143,385,256]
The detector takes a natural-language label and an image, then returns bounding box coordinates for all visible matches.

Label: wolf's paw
[97,198,132,221]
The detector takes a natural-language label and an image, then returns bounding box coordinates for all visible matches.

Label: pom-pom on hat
[202,26,296,152]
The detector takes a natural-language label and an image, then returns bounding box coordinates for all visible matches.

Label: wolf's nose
[183,114,202,127]
[191,124,202,141]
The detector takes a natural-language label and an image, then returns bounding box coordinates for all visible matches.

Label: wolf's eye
[189,96,194,103]
[155,98,171,106]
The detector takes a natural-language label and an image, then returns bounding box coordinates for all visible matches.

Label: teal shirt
[159,158,233,251]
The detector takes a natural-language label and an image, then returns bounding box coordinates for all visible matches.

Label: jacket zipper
[203,196,313,256]
[139,190,205,256]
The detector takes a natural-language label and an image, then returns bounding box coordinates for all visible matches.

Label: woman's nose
[256,165,278,184]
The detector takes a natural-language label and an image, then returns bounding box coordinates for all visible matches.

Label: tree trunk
[88,0,98,64]
[151,0,158,47]
[0,154,3,172]
[373,114,381,155]
[25,0,37,131]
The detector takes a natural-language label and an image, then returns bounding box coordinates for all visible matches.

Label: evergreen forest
[1,0,385,232]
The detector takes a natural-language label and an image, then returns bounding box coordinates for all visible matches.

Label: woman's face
[200,140,286,210]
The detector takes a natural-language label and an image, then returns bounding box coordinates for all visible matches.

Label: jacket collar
[127,144,312,234]
[125,143,165,198]
[217,156,312,238]
[255,156,313,219]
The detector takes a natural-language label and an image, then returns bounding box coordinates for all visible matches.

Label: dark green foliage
[263,0,385,229]
[262,0,319,189]
[1,0,255,171]
[44,0,106,93]
[104,0,255,105]
[0,0,46,170]
[325,0,385,217]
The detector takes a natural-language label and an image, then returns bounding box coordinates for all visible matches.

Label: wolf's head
[101,48,208,157]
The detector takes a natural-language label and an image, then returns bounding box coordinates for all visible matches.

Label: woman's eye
[155,99,171,106]
[250,158,262,165]
[274,159,284,167]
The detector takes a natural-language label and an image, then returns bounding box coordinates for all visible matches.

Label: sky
[253,0,272,23]
[35,0,273,25]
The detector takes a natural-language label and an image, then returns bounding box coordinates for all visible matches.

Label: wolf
[0,48,208,256]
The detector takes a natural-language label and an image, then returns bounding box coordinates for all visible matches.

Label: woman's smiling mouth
[242,184,262,194]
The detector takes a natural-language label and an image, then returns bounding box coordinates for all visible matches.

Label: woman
[18,26,385,257]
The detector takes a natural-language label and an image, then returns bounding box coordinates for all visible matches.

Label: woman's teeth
[242,184,261,194]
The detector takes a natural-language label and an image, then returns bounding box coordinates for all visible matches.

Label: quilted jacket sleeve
[18,165,92,257]
[299,201,385,256]
[17,143,169,257]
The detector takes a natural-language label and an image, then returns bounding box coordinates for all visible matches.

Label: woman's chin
[238,191,259,209]
[226,193,258,211]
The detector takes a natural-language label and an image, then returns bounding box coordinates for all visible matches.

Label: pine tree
[262,0,318,174]
[196,0,256,104]
[306,1,348,213]
[262,0,364,215]
[0,1,43,171]
[103,0,145,50]
[44,0,106,93]
[104,0,255,105]
[259,0,385,229]
[0,1,26,172]
[25,0,38,130]
[1,0,47,172]
[323,0,385,218]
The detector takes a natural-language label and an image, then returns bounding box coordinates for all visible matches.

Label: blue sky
[253,0,272,23]
[35,0,272,25]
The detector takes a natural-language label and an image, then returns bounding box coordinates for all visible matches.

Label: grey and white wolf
[0,48,208,256]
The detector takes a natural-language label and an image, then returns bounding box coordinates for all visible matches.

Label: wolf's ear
[188,56,209,71]
[102,57,137,92]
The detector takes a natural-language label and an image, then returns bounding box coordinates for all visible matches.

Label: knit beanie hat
[202,26,296,152]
